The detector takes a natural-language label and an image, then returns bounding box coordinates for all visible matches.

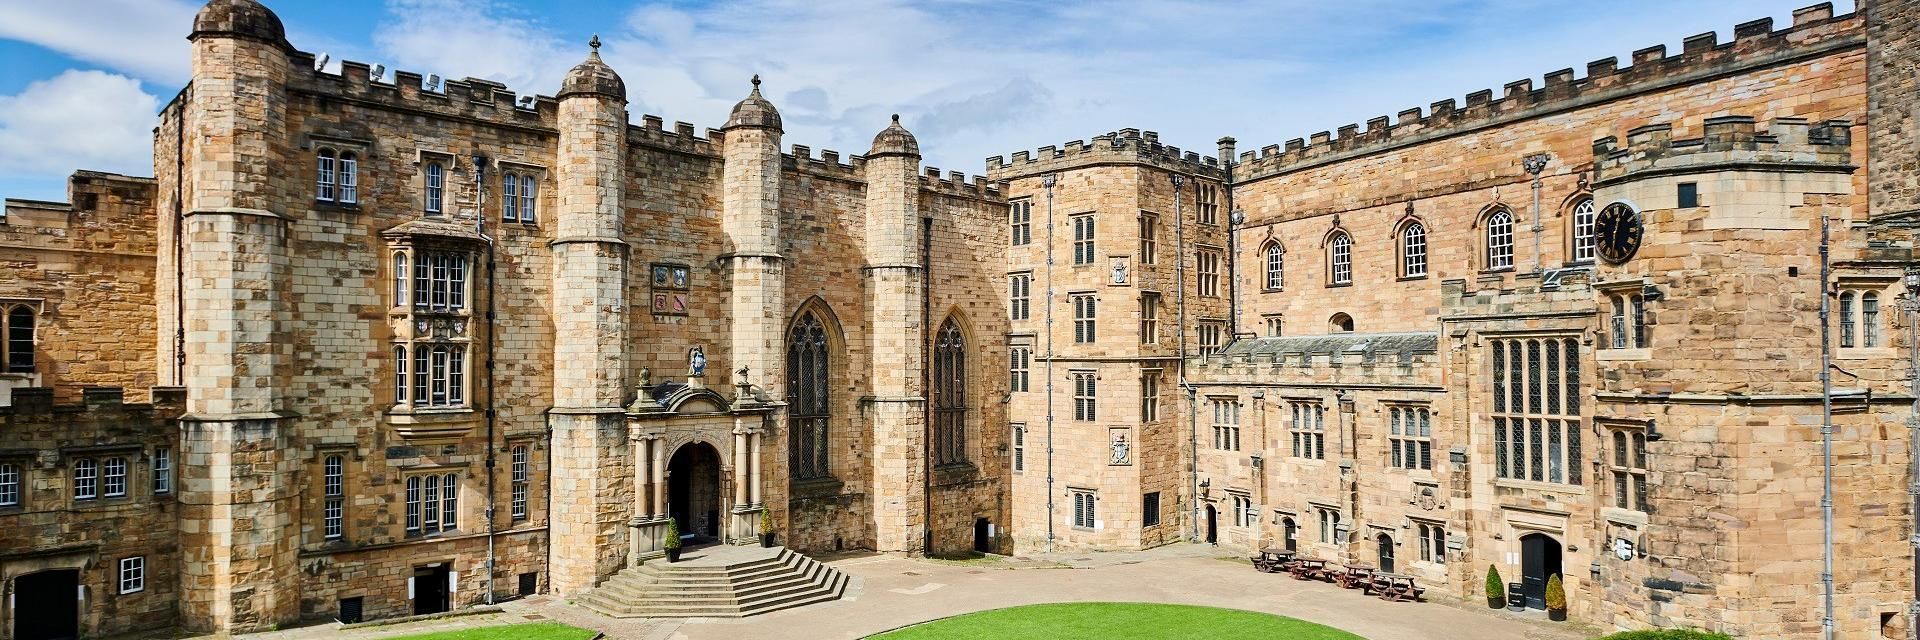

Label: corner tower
[547,38,632,594]
[718,77,784,542]
[176,0,300,632]
[864,116,927,553]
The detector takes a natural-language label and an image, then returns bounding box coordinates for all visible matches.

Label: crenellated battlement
[986,128,1226,180]
[1192,333,1442,388]
[918,165,1003,200]
[1236,2,1860,182]
[632,114,722,157]
[290,53,561,131]
[1593,115,1854,185]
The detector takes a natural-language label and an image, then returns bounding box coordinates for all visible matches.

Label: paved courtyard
[208,544,1591,640]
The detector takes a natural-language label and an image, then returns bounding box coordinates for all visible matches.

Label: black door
[1204,505,1218,544]
[1520,533,1563,610]
[973,518,991,553]
[1377,534,1396,573]
[1281,518,1297,552]
[413,564,450,616]
[15,570,79,640]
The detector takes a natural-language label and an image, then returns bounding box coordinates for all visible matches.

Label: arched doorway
[1376,534,1396,573]
[1203,504,1218,544]
[668,442,724,541]
[1520,533,1564,610]
[14,569,79,640]
[1280,518,1297,552]
[973,518,992,554]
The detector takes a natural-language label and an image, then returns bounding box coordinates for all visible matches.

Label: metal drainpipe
[1172,173,1197,542]
[1905,265,1920,640]
[1043,173,1058,554]
[474,154,499,605]
[171,99,187,385]
[1819,214,1835,640]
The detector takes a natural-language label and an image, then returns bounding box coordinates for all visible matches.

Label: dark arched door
[1204,504,1218,544]
[1281,518,1297,552]
[15,569,79,640]
[1376,534,1396,573]
[1521,533,1564,610]
[973,518,991,553]
[668,442,724,540]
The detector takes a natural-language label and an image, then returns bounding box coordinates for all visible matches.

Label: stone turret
[864,115,927,553]
[718,76,784,542]
[176,0,300,632]
[547,36,633,595]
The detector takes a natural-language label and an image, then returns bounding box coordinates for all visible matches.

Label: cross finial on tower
[751,74,761,89]
[892,113,901,124]
[589,35,601,52]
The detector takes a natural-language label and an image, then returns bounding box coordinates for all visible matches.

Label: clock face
[1594,202,1643,264]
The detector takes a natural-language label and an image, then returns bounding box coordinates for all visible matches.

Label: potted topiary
[759,509,776,548]
[664,518,683,562]
[1545,574,1568,622]
[1485,565,1505,609]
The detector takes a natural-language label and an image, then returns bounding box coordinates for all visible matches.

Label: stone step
[576,546,849,619]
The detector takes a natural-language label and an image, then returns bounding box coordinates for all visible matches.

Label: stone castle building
[2,0,1918,638]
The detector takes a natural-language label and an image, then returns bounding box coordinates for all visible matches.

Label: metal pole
[1905,266,1920,640]
[1172,173,1197,542]
[1043,173,1058,554]
[1819,214,1835,640]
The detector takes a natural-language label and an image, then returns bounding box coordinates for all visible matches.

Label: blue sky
[0,0,1832,202]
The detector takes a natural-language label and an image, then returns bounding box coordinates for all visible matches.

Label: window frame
[1139,292,1160,345]
[1070,489,1097,529]
[119,556,145,594]
[1071,293,1097,344]
[1071,214,1096,265]
[1400,222,1428,278]
[1485,209,1515,271]
[1140,371,1160,422]
[1072,371,1098,421]
[1138,212,1158,265]
[1009,345,1031,393]
[1289,402,1327,460]
[510,444,530,521]
[1262,241,1285,291]
[1009,200,1032,246]
[152,447,171,495]
[1008,273,1032,321]
[102,456,127,498]
[1197,247,1222,297]
[1264,315,1284,337]
[1197,321,1224,356]
[933,320,969,466]
[1490,337,1583,485]
[74,458,98,500]
[323,454,346,540]
[1211,397,1242,451]
[1012,424,1026,473]
[424,161,446,215]
[0,461,20,507]
[1327,232,1353,285]
[1570,198,1596,264]
[1608,426,1649,512]
[1387,405,1433,471]
[789,312,833,479]
[4,303,36,373]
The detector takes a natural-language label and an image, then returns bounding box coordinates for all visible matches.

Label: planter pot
[761,533,776,548]
[666,547,682,562]
[1487,596,1504,610]
[1548,608,1567,622]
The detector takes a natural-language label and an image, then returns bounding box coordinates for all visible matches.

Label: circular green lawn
[868,602,1364,640]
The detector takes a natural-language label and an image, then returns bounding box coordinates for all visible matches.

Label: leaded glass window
[934,320,968,465]
[788,312,831,479]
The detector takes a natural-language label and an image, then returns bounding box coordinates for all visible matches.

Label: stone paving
[197,544,1593,640]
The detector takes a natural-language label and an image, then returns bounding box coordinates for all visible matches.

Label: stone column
[632,433,651,517]
[548,45,631,594]
[750,431,764,505]
[652,437,667,519]
[734,429,751,506]
[864,116,927,554]
[176,4,300,632]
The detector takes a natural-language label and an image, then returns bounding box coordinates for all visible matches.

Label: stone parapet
[986,128,1226,181]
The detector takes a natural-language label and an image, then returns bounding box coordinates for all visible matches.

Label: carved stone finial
[891,113,900,123]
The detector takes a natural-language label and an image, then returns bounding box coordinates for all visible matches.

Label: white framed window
[1009,346,1031,393]
[1139,293,1160,344]
[424,162,446,214]
[1138,213,1157,265]
[1072,294,1096,343]
[317,150,336,202]
[1009,273,1031,321]
[1401,222,1427,278]
[1072,371,1097,421]
[406,473,460,535]
[441,472,458,529]
[1265,315,1283,337]
[1197,248,1221,297]
[1071,214,1095,265]
[1198,322,1224,356]
[1290,402,1326,460]
[316,149,359,204]
[103,456,127,497]
[1328,232,1352,285]
[1864,292,1881,347]
[511,445,530,521]
[1571,199,1596,263]
[503,172,538,223]
[152,447,171,495]
[1486,210,1514,270]
[73,458,97,500]
[411,251,469,312]
[1389,406,1433,471]
[339,152,359,204]
[1009,200,1032,246]
[1071,490,1096,529]
[0,462,20,506]
[1317,507,1341,544]
[1232,494,1255,528]
[119,556,145,594]
[1610,427,1649,512]
[1211,398,1242,451]
[1140,371,1160,422]
[1012,425,1026,473]
[323,454,345,540]
[1263,242,1284,290]
[1417,522,1447,564]
[1490,337,1583,485]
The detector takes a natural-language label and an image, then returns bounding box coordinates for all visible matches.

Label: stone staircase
[577,545,850,618]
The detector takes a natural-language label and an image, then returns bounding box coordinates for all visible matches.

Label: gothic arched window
[934,319,968,466]
[1486,209,1514,270]
[1263,242,1284,290]
[1570,198,1596,263]
[788,312,831,479]
[1328,232,1353,285]
[1401,222,1427,278]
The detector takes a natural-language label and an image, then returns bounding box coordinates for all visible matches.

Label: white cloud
[372,0,575,96]
[0,70,158,179]
[0,0,197,84]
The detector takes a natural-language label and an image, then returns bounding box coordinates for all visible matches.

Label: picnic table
[1251,548,1296,573]
[1373,573,1424,602]
[1288,556,1329,581]
[1335,564,1376,590]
